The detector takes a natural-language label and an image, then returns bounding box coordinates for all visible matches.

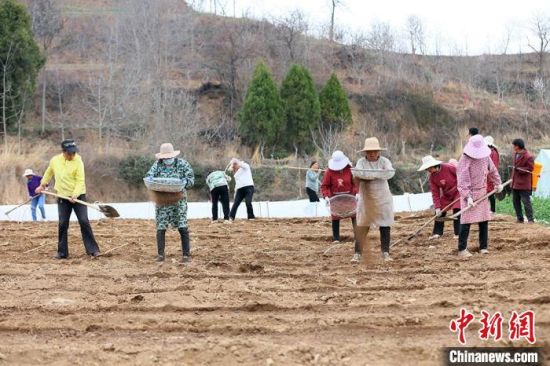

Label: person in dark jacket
[485,136,500,213]
[23,169,46,221]
[511,138,535,223]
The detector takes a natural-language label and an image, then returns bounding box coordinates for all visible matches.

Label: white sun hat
[417,155,443,172]
[484,135,498,148]
[22,169,34,177]
[328,150,351,171]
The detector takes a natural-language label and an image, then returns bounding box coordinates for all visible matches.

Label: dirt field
[0,214,549,365]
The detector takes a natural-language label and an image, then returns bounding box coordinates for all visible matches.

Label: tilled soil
[0,214,549,365]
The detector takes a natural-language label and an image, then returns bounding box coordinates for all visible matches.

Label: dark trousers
[230,185,255,219]
[331,218,361,253]
[512,189,534,222]
[489,195,496,213]
[379,226,391,253]
[57,195,99,257]
[157,228,190,257]
[433,208,461,236]
[211,185,230,220]
[458,221,488,251]
[306,188,320,202]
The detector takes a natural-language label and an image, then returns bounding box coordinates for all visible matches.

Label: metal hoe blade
[98,204,120,218]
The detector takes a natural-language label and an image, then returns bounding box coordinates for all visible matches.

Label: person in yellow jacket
[35,139,101,259]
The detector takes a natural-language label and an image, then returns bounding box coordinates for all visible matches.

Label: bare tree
[28,0,63,134]
[328,0,344,42]
[366,21,395,65]
[527,14,550,78]
[406,15,425,55]
[1,42,16,152]
[275,10,309,63]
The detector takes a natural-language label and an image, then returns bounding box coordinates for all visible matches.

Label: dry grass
[0,138,56,204]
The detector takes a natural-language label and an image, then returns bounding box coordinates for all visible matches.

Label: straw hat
[484,135,498,148]
[155,143,180,159]
[417,155,443,171]
[22,169,34,177]
[464,135,490,159]
[358,137,386,152]
[328,150,351,171]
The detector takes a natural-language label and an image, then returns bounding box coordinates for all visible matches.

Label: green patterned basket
[143,177,185,193]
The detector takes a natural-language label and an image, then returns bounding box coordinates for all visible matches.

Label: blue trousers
[31,194,46,221]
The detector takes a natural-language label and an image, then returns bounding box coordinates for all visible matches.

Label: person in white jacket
[228,158,256,220]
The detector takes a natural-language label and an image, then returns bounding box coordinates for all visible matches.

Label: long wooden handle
[4,195,38,215]
[42,191,100,211]
[450,179,512,219]
[405,197,460,240]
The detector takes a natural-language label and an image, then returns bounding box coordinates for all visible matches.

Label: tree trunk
[329,1,335,42]
[41,73,47,134]
[2,66,7,153]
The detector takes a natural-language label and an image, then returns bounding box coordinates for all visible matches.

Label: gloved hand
[467,197,475,207]
[496,184,504,193]
[435,208,442,217]
[324,197,330,207]
[181,178,188,187]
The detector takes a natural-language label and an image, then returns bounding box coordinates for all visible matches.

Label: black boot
[156,229,166,262]
[178,227,191,263]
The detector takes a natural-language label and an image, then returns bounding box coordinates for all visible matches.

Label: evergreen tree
[280,64,320,153]
[0,0,45,131]
[319,73,352,130]
[238,62,284,149]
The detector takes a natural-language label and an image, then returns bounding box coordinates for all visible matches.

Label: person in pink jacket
[418,156,461,240]
[456,135,503,258]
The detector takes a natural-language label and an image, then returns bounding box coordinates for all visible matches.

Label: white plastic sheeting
[0,192,433,222]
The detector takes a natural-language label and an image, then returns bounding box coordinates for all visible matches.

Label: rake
[390,197,460,248]
[4,195,39,216]
[42,191,120,218]
[435,179,512,222]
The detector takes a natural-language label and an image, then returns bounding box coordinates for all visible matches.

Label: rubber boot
[178,227,191,263]
[156,229,166,262]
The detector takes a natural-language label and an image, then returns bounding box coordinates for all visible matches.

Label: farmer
[418,156,461,240]
[456,135,503,258]
[353,138,395,262]
[305,161,321,202]
[23,169,46,221]
[206,170,231,223]
[35,139,101,259]
[485,136,500,213]
[145,143,195,263]
[228,158,255,220]
[321,151,360,260]
[511,138,535,224]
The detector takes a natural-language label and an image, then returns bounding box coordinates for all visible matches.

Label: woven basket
[149,191,184,206]
[329,194,357,219]
[143,177,185,193]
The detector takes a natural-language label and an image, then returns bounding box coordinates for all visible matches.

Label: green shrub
[118,155,155,187]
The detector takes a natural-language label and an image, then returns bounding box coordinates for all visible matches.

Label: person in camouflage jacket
[145,143,195,263]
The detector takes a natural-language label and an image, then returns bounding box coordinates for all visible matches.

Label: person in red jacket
[511,138,535,223]
[321,151,359,256]
[418,155,461,240]
[485,136,500,213]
